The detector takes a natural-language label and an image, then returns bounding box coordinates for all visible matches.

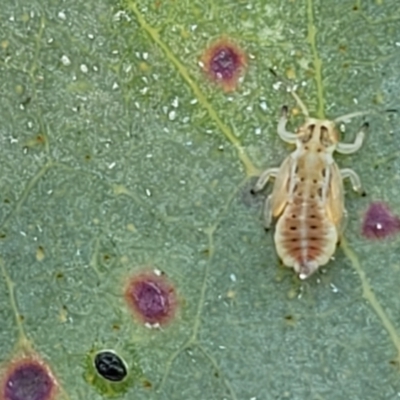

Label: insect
[252,91,368,279]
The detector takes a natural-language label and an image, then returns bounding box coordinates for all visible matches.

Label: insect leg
[278,106,297,144]
[336,122,369,154]
[340,168,364,194]
[263,195,273,230]
[334,111,370,124]
[338,209,349,237]
[251,168,279,194]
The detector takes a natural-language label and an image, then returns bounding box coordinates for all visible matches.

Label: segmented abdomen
[275,197,337,269]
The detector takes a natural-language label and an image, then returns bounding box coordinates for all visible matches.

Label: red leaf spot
[124,270,178,326]
[362,202,400,239]
[201,38,247,91]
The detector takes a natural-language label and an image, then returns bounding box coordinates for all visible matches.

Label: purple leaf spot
[133,281,169,321]
[201,38,247,91]
[124,271,178,326]
[210,46,240,80]
[4,362,54,400]
[362,202,400,239]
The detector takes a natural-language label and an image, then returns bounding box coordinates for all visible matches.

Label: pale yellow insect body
[253,93,367,279]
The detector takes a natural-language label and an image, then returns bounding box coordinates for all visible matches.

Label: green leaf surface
[1,0,400,399]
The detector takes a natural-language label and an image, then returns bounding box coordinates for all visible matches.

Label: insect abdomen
[274,192,337,278]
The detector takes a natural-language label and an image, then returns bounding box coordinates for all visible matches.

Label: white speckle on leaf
[58,10,66,20]
[230,273,236,282]
[153,268,162,276]
[255,127,262,135]
[47,38,54,44]
[88,33,94,40]
[113,10,131,22]
[168,110,176,120]
[93,65,98,72]
[9,136,18,144]
[146,153,153,158]
[61,55,71,66]
[27,121,33,129]
[259,101,268,111]
[145,189,151,197]
[108,162,116,169]
[246,105,252,112]
[190,24,197,31]
[180,180,186,185]
[330,283,339,293]
[143,52,148,60]
[172,97,179,108]
[112,82,119,90]
[190,98,198,105]
[80,64,88,73]
[134,102,140,109]
[140,87,148,95]
[20,231,26,237]
[353,98,358,105]
[182,116,190,123]
[198,61,204,68]
[145,322,160,329]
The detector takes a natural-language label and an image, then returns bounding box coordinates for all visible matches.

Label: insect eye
[304,124,315,140]
[300,125,314,143]
[320,126,333,146]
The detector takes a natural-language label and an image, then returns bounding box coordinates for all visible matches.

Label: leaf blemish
[124,269,178,327]
[200,37,247,92]
[1,357,58,400]
[362,202,400,239]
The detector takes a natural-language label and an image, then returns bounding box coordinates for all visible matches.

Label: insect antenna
[269,68,309,117]
[334,108,397,124]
